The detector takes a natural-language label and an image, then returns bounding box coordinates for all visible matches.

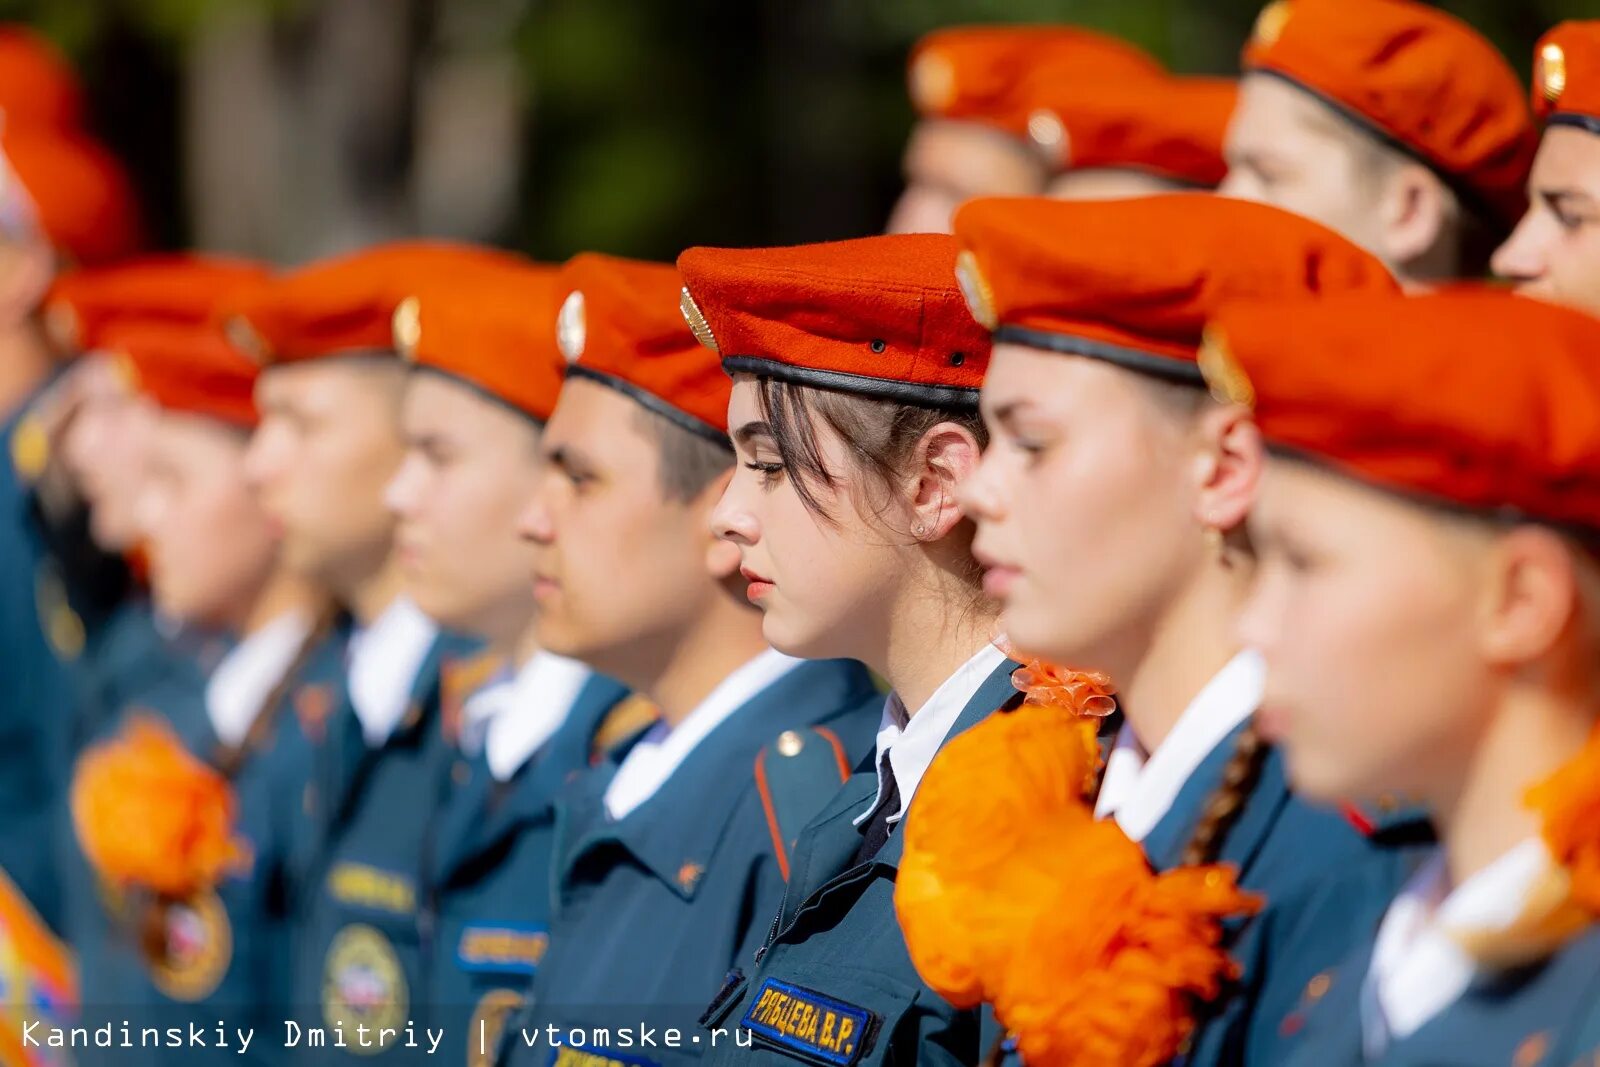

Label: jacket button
[777,730,804,757]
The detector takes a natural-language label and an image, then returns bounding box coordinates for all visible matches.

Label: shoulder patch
[589,694,659,764]
[741,977,879,1067]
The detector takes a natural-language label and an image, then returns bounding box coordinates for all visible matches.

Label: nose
[956,449,1005,523]
[1489,210,1547,287]
[516,483,555,546]
[384,454,424,518]
[709,478,758,546]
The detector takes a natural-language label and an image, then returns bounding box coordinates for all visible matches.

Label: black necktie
[851,753,901,866]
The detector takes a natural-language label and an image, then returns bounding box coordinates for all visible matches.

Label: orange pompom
[898,677,1259,1067]
[1528,727,1600,914]
[70,715,245,899]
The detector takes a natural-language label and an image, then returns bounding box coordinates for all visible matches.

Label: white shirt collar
[345,596,440,747]
[468,652,595,782]
[603,648,802,821]
[1093,649,1263,842]
[854,642,1010,828]
[204,609,315,748]
[1364,838,1554,1054]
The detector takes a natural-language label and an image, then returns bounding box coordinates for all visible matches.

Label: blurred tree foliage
[0,0,1583,260]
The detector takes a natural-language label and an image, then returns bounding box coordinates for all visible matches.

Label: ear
[1189,403,1263,534]
[907,421,984,541]
[1477,526,1581,668]
[1378,163,1449,270]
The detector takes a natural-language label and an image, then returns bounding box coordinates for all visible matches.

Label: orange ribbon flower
[1528,725,1600,915]
[70,715,245,899]
[897,664,1259,1067]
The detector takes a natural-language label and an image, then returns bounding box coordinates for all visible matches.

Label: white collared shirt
[1093,649,1264,842]
[603,648,802,821]
[204,609,315,748]
[459,652,595,782]
[854,642,1010,828]
[345,596,440,747]
[1362,838,1554,1055]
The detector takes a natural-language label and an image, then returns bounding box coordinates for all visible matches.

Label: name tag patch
[327,862,416,915]
[740,977,876,1066]
[546,1043,660,1067]
[456,923,549,975]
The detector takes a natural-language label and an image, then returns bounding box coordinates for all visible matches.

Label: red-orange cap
[1533,22,1600,133]
[0,26,83,131]
[0,127,142,265]
[45,254,271,354]
[101,319,260,429]
[678,233,992,410]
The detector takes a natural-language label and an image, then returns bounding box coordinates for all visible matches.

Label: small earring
[912,522,928,538]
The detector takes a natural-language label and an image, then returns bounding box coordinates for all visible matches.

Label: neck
[1119,555,1251,755]
[625,594,770,730]
[341,551,408,627]
[509,619,542,672]
[874,553,1001,718]
[1431,683,1594,888]
[238,568,328,638]
[0,322,52,418]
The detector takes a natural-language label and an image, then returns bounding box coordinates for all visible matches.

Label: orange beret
[909,25,1164,154]
[45,254,271,354]
[1242,0,1537,229]
[951,193,1397,383]
[677,234,992,409]
[0,127,141,265]
[0,26,83,131]
[553,253,727,443]
[100,319,259,429]
[222,241,525,366]
[1204,287,1600,532]
[1534,22,1600,133]
[1026,74,1236,186]
[392,259,565,423]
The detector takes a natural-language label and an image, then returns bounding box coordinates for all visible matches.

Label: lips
[531,572,560,601]
[740,565,774,604]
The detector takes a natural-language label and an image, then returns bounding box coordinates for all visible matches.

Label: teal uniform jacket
[422,672,630,1065]
[695,661,1022,1067]
[1276,920,1600,1065]
[1137,721,1430,1067]
[499,658,882,1067]
[66,623,347,1066]
[289,631,478,1064]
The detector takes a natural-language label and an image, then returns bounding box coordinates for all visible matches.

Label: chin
[761,612,833,661]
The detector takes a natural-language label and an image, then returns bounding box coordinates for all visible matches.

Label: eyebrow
[1542,188,1598,209]
[732,421,775,447]
[980,397,1030,425]
[545,442,592,475]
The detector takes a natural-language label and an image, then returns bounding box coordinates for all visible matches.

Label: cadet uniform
[498,253,883,1066]
[947,194,1430,1066]
[384,256,650,1061]
[1198,287,1600,1065]
[670,233,1018,1066]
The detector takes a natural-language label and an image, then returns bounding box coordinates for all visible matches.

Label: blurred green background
[0,0,1581,264]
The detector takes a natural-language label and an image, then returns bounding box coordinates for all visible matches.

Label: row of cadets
[496,253,883,1064]
[1218,287,1600,1064]
[890,24,1237,234]
[0,25,144,933]
[1494,21,1600,317]
[216,241,514,1063]
[674,232,1015,1065]
[63,269,331,1064]
[382,256,642,1063]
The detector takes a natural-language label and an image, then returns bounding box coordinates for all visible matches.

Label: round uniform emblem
[1197,326,1255,409]
[323,924,407,1054]
[146,890,232,1002]
[393,296,423,360]
[467,988,525,1067]
[954,250,997,332]
[1539,43,1567,105]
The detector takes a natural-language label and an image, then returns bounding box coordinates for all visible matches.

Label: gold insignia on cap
[42,301,79,352]
[1252,0,1291,47]
[680,287,719,353]
[1198,327,1255,409]
[556,290,587,364]
[225,315,270,365]
[392,295,421,361]
[954,249,997,332]
[909,49,957,114]
[108,350,140,394]
[1539,42,1568,105]
[1026,109,1067,163]
[10,412,47,481]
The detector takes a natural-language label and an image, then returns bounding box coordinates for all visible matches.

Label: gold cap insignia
[42,300,79,352]
[225,315,270,365]
[954,249,997,332]
[110,351,141,395]
[909,49,957,114]
[10,412,47,481]
[392,295,422,361]
[1539,42,1567,105]
[1252,0,1292,48]
[557,290,586,364]
[680,287,719,353]
[1197,327,1255,409]
[1026,108,1067,163]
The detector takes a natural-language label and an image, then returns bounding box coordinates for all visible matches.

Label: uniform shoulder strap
[754,725,854,882]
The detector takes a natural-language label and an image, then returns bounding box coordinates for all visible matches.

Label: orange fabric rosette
[896,660,1260,1067]
[70,715,246,899]
[1528,726,1600,915]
